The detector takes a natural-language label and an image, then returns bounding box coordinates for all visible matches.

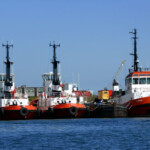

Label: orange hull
[38,103,86,119]
[30,98,86,119]
[0,105,37,120]
[52,103,86,118]
[125,96,150,117]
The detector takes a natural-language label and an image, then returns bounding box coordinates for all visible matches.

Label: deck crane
[112,60,126,92]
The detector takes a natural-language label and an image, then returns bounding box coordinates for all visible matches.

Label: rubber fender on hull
[48,107,54,114]
[37,107,41,117]
[85,107,90,117]
[0,108,4,117]
[19,107,29,117]
[69,107,78,116]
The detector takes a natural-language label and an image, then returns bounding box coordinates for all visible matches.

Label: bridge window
[125,78,132,86]
[45,75,53,81]
[140,74,146,76]
[129,78,131,84]
[45,76,49,80]
[133,78,139,84]
[139,78,146,84]
[147,78,150,84]
[48,87,51,92]
[0,75,6,81]
[0,88,3,92]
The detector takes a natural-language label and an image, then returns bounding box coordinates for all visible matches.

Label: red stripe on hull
[125,96,150,117]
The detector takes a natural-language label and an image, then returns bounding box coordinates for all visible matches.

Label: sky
[0,0,150,93]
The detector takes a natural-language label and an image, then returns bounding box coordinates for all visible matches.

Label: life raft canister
[69,106,78,116]
[19,107,29,117]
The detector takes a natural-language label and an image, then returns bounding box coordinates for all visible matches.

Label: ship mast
[2,42,13,87]
[2,42,14,98]
[49,42,60,86]
[130,29,139,72]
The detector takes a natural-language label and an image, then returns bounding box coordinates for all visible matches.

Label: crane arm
[114,60,126,82]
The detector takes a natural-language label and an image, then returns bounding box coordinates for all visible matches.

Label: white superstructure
[0,42,29,108]
[115,72,150,105]
[0,74,29,107]
[39,72,84,107]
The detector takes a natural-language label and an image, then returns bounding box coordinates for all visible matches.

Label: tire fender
[48,107,54,114]
[19,107,29,117]
[69,107,78,116]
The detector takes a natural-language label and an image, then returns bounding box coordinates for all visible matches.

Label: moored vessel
[37,42,86,119]
[114,29,150,117]
[0,42,37,120]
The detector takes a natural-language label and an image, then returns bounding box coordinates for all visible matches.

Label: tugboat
[38,42,86,119]
[115,29,150,117]
[0,42,37,120]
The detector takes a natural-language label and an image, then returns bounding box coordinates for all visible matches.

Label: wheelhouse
[125,72,150,92]
[42,72,61,82]
[0,74,14,94]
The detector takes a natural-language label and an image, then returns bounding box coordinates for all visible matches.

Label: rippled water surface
[0,118,150,150]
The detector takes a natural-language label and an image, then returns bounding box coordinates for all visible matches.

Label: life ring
[69,107,78,116]
[19,107,29,117]
[0,108,4,117]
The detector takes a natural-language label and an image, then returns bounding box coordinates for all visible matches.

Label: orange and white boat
[114,29,150,117]
[0,42,37,120]
[37,42,86,119]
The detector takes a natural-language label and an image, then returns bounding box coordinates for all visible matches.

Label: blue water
[0,118,150,150]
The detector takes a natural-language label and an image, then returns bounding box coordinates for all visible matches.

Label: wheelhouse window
[0,88,3,92]
[125,78,132,86]
[133,78,139,84]
[48,87,51,92]
[140,74,146,76]
[0,75,6,81]
[147,78,150,84]
[139,78,146,84]
[0,76,3,81]
[44,75,53,81]
[129,78,131,84]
